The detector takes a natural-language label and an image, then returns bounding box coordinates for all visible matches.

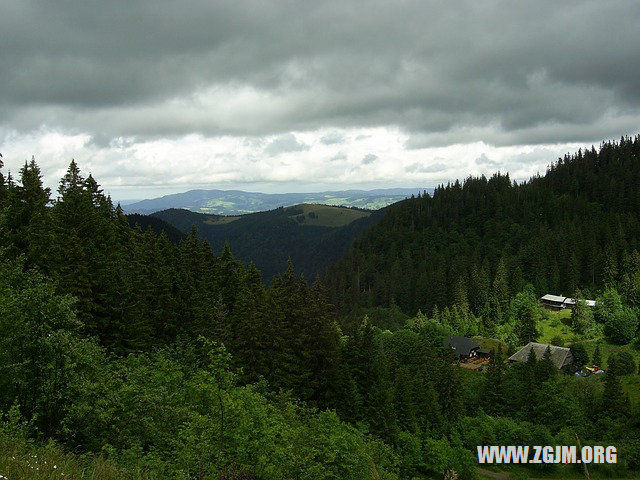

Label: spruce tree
[602,355,630,419]
[522,348,539,418]
[512,286,541,345]
[0,156,9,251]
[592,343,602,367]
[333,360,362,423]
[215,242,243,316]
[50,160,115,338]
[518,304,538,344]
[570,343,589,367]
[232,262,270,383]
[56,229,94,330]
[350,317,397,441]
[267,260,313,400]
[413,336,444,431]
[571,292,593,335]
[393,366,418,432]
[153,232,180,343]
[113,227,158,353]
[526,346,538,367]
[620,250,640,306]
[537,346,556,382]
[511,262,525,295]
[437,356,463,424]
[491,257,510,322]
[483,345,506,415]
[13,157,52,267]
[304,279,342,409]
[176,226,213,338]
[603,242,619,287]
[0,153,6,207]
[453,276,469,313]
[566,253,580,296]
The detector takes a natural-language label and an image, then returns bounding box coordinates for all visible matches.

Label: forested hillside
[127,213,186,243]
[326,136,640,322]
[151,204,384,281]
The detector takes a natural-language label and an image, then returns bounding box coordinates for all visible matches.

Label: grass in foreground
[0,434,130,480]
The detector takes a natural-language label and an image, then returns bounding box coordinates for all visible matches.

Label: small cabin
[444,336,480,361]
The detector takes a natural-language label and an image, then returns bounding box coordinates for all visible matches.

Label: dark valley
[129,203,385,282]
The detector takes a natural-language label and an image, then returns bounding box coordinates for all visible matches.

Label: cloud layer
[1,0,639,197]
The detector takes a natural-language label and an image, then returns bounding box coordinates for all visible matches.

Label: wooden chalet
[508,342,575,369]
[444,336,480,361]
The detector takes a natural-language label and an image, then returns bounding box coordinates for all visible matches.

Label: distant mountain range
[122,187,432,215]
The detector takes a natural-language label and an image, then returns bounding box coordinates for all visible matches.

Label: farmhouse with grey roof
[508,342,575,369]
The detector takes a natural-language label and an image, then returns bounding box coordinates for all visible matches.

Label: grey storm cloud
[362,154,378,165]
[1,0,640,145]
[264,133,309,156]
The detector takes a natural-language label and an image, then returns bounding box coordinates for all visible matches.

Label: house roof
[444,336,480,357]
[540,294,566,303]
[540,294,597,307]
[566,297,597,307]
[508,342,574,369]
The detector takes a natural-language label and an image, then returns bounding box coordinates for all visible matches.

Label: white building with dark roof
[540,294,596,310]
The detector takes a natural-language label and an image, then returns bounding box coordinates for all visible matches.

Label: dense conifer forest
[1,137,640,479]
[326,136,640,323]
[126,213,186,244]
[146,204,385,282]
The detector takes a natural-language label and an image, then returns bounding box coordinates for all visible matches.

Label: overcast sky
[1,1,639,200]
